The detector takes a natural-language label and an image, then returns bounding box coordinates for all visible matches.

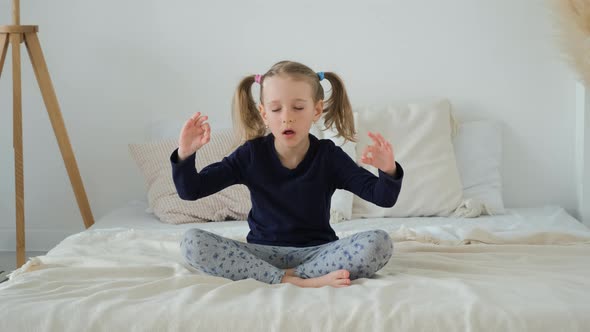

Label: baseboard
[0,228,81,251]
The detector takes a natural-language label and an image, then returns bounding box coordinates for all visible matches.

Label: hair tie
[317,72,324,81]
[255,74,262,84]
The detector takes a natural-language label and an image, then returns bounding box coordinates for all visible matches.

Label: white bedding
[91,200,590,245]
[1,201,590,331]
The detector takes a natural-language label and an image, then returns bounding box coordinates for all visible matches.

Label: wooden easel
[0,0,95,268]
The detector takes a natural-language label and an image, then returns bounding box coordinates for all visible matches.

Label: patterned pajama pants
[180,228,394,284]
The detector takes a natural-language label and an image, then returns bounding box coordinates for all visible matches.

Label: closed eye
[272,107,304,112]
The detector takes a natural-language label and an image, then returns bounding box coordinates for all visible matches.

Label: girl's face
[258,75,323,148]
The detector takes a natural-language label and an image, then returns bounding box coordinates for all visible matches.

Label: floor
[0,251,47,283]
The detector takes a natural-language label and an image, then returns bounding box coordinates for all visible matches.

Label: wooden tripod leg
[10,33,26,268]
[0,33,8,78]
[23,32,95,230]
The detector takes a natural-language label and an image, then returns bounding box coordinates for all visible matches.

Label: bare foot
[281,268,351,288]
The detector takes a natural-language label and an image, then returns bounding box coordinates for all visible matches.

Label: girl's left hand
[360,132,397,176]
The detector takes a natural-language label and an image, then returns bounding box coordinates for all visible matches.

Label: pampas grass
[551,0,590,86]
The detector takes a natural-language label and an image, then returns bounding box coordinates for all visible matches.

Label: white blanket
[1,205,590,331]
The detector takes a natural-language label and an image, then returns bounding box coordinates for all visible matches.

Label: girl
[172,60,404,288]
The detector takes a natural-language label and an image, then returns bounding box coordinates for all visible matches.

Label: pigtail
[231,75,266,147]
[321,72,356,143]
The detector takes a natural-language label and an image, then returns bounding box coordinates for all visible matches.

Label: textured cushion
[129,128,251,224]
[131,125,353,224]
[352,99,464,218]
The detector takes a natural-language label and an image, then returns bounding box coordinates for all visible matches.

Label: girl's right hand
[178,112,210,161]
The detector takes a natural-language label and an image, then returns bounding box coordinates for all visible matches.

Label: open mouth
[282,129,295,136]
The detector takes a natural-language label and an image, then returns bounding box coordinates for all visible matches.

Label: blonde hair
[231,60,356,146]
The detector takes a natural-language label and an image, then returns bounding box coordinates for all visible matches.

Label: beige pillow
[129,128,251,224]
[352,99,464,218]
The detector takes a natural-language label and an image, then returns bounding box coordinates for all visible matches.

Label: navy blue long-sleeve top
[170,133,404,247]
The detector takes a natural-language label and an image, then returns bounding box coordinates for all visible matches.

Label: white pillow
[312,113,358,223]
[453,120,505,214]
[352,99,464,218]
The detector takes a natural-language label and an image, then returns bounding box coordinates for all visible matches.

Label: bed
[1,200,589,331]
[2,100,590,331]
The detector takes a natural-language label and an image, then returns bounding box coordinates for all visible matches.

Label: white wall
[576,83,590,225]
[0,0,580,250]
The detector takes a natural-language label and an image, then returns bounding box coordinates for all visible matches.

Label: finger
[381,141,389,152]
[201,131,211,145]
[381,140,389,151]
[196,115,209,126]
[193,115,205,126]
[360,149,373,163]
[197,123,208,137]
[202,123,211,134]
[374,132,387,147]
[361,146,372,158]
[386,141,393,152]
[365,145,378,155]
[361,156,374,165]
[368,132,382,147]
[205,124,211,138]
[377,133,388,146]
[191,111,201,120]
[182,118,197,132]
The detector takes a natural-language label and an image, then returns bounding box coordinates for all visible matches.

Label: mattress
[1,200,590,331]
